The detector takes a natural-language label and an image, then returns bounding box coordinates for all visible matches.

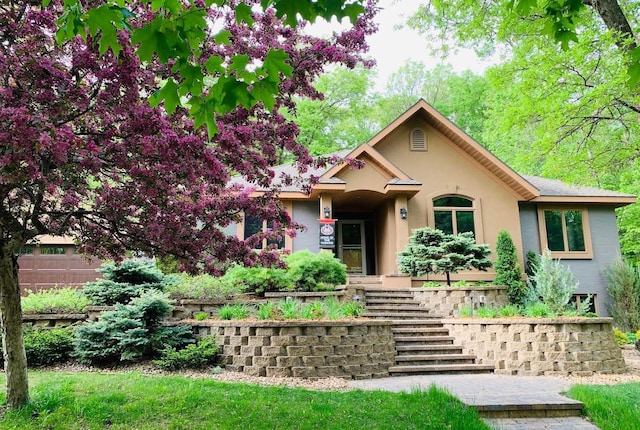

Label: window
[410,128,427,151]
[15,247,33,256]
[433,196,475,236]
[40,246,66,255]
[537,207,592,259]
[243,216,285,250]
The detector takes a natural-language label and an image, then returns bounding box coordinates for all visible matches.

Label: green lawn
[567,382,640,430]
[0,372,491,430]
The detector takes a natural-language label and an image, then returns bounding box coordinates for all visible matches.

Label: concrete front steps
[361,286,494,375]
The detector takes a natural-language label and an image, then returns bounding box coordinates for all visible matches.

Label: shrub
[603,258,640,332]
[82,258,169,306]
[422,281,441,288]
[223,265,292,296]
[285,250,347,292]
[100,258,165,285]
[24,327,75,367]
[194,312,208,321]
[22,287,91,314]
[74,290,194,365]
[526,250,582,315]
[613,327,629,345]
[153,335,219,370]
[452,280,471,287]
[494,230,527,306]
[165,273,245,300]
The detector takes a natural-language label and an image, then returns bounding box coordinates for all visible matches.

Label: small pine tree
[397,227,492,286]
[494,230,526,306]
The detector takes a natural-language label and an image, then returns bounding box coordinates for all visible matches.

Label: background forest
[293,0,640,264]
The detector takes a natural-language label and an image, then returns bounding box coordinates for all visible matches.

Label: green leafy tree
[292,66,379,156]
[407,0,640,263]
[494,230,526,306]
[397,227,492,286]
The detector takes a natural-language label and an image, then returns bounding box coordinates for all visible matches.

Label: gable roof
[236,99,636,207]
[362,99,540,200]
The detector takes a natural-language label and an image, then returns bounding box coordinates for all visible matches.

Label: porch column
[319,194,333,254]
[394,195,410,264]
[319,194,333,219]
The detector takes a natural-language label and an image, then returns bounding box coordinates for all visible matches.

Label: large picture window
[433,196,476,237]
[537,207,592,259]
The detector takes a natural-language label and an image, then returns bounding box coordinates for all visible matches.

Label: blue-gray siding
[292,201,320,253]
[519,204,622,316]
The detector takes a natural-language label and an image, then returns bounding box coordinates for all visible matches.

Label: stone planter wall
[23,313,87,328]
[442,317,626,376]
[412,286,509,317]
[190,320,396,380]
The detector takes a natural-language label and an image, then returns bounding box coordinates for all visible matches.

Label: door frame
[337,220,366,275]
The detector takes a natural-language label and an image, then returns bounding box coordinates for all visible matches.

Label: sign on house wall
[319,219,336,249]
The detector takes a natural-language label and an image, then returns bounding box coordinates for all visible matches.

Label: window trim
[537,206,593,259]
[237,202,293,251]
[426,192,484,243]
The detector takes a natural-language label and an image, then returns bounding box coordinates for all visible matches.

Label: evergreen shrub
[604,257,640,332]
[526,250,587,315]
[223,265,292,295]
[83,258,169,306]
[73,290,193,365]
[494,230,526,306]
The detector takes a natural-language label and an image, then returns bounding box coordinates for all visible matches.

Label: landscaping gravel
[36,345,640,391]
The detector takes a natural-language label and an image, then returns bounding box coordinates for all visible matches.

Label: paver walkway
[348,374,601,430]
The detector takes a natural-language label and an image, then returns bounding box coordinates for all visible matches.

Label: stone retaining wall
[442,317,626,376]
[412,286,509,317]
[190,320,396,380]
[23,313,87,328]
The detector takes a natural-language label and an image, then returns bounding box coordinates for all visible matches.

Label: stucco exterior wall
[375,201,395,275]
[372,119,526,280]
[519,204,621,316]
[292,201,320,253]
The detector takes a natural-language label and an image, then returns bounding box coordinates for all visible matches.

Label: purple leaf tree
[0,0,376,408]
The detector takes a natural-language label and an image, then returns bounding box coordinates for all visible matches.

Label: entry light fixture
[400,207,408,219]
[324,207,331,219]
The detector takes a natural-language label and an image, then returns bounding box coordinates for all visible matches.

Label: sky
[308,0,495,91]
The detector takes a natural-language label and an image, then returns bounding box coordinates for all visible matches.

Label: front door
[338,221,366,275]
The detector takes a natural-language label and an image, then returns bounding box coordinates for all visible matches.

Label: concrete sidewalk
[348,374,601,430]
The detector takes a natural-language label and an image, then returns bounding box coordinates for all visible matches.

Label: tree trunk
[0,249,29,408]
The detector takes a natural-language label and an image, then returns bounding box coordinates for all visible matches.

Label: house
[233,99,636,315]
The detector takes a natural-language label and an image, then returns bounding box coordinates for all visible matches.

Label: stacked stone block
[191,320,396,380]
[412,286,509,317]
[442,318,626,376]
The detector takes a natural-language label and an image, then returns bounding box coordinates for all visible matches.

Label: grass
[567,382,640,430]
[0,372,491,430]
